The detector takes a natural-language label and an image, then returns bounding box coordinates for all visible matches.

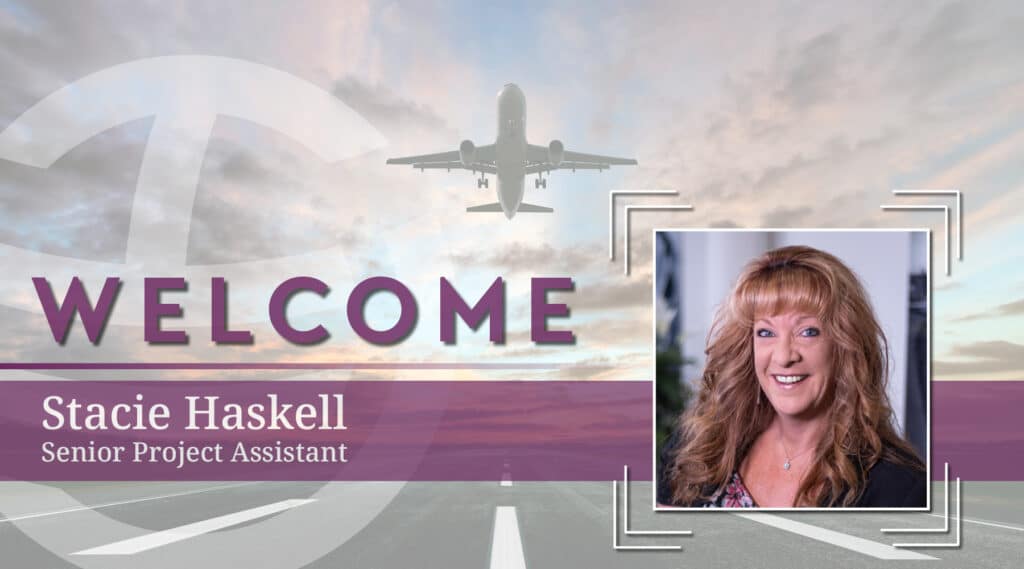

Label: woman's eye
[801,327,821,337]
[756,329,774,338]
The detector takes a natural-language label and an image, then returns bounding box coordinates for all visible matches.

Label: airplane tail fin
[466,203,554,214]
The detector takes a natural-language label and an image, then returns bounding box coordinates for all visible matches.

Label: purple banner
[0,380,1020,481]
[932,381,1024,481]
[0,380,651,481]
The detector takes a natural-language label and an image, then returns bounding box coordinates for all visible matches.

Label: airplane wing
[386,150,461,165]
[525,162,608,174]
[387,145,496,173]
[525,144,637,173]
[561,150,637,165]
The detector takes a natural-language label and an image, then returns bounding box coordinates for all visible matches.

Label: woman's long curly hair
[668,245,923,507]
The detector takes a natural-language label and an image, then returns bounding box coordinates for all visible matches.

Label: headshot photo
[655,230,929,509]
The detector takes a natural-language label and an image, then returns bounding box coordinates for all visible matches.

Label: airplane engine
[548,140,564,166]
[459,139,476,166]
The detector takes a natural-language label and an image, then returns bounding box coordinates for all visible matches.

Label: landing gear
[477,176,489,189]
[535,176,547,189]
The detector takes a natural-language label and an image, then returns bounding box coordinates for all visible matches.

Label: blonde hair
[668,245,922,506]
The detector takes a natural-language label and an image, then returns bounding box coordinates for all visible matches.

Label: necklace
[777,427,816,471]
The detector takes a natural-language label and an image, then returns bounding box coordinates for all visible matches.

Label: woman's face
[753,311,832,420]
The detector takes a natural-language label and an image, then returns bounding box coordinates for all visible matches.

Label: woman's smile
[754,312,831,417]
[772,373,809,386]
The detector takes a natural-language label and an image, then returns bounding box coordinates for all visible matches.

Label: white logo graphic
[0,55,386,324]
[0,56,430,567]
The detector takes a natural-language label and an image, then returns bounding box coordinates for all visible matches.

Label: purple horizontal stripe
[932,381,1024,481]
[0,362,558,370]
[0,380,650,481]
[0,380,1019,481]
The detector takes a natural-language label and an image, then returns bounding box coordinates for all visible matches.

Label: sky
[0,0,1022,381]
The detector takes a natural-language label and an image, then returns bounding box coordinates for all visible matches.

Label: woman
[659,245,925,508]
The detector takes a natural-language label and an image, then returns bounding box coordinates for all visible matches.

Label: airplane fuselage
[387,83,636,218]
[494,84,528,218]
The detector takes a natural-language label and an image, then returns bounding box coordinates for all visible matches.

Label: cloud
[934,340,1024,376]
[954,298,1024,322]
[503,317,649,352]
[0,2,142,125]
[332,76,456,146]
[0,1,389,268]
[0,119,149,262]
[709,219,741,228]
[217,151,272,183]
[446,239,652,321]
[183,124,376,264]
[572,277,652,312]
[573,318,650,348]
[603,1,1024,237]
[4,0,1023,378]
[761,205,813,228]
[778,31,844,108]
[448,242,604,274]
[554,356,622,380]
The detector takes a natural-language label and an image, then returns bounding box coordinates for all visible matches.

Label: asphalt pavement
[1,478,1021,568]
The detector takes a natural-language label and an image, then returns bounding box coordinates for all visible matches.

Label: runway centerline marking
[734,513,936,560]
[0,481,262,524]
[500,472,513,487]
[490,506,527,569]
[72,498,314,555]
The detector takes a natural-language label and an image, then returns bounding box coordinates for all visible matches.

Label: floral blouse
[704,471,757,508]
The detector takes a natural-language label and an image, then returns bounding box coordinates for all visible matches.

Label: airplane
[386,83,638,219]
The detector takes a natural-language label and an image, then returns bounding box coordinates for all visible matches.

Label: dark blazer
[658,429,927,508]
[849,456,927,507]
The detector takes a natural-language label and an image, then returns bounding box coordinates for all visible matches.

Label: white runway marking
[735,513,936,560]
[892,478,961,549]
[490,506,527,569]
[883,464,951,534]
[611,480,681,551]
[500,472,513,487]
[72,498,314,555]
[621,466,691,537]
[928,513,1024,532]
[0,482,261,524]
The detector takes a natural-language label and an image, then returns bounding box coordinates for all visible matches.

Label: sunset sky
[1,0,1021,381]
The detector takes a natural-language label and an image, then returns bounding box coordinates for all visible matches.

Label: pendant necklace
[778,429,815,471]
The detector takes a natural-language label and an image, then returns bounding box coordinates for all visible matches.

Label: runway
[2,479,1021,568]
